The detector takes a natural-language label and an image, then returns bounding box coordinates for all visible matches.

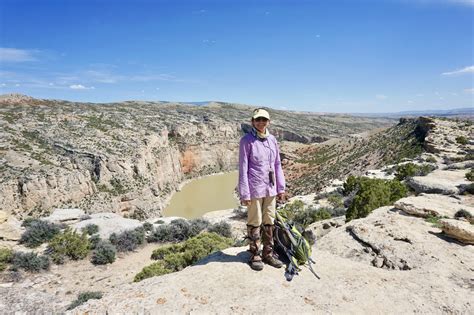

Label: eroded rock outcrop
[394,194,473,218]
[439,219,474,245]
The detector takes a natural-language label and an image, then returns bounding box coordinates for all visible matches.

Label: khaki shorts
[247,196,276,227]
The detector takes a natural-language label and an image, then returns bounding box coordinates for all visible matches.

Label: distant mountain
[351,107,473,118]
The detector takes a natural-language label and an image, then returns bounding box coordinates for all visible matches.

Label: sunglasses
[254,117,269,122]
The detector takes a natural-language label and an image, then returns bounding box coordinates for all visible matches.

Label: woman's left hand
[277,192,287,202]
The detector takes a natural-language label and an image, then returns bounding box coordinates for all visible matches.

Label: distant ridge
[351,107,473,118]
[0,93,471,118]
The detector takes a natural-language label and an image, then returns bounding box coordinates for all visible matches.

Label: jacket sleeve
[238,137,251,200]
[274,139,286,194]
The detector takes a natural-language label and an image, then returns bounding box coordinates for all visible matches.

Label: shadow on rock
[194,249,251,265]
[428,231,469,246]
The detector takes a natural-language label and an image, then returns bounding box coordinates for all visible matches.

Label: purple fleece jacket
[238,132,286,200]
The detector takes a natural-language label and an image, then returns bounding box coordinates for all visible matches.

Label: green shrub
[464,183,474,195]
[425,215,442,228]
[21,217,41,228]
[344,176,408,221]
[0,248,13,272]
[147,219,208,243]
[294,207,332,228]
[47,228,90,264]
[134,261,171,282]
[147,224,173,243]
[81,224,99,235]
[11,252,50,272]
[208,221,232,238]
[327,194,344,208]
[142,222,154,232]
[91,241,116,265]
[456,136,468,145]
[88,234,101,250]
[395,163,436,181]
[466,169,474,181]
[425,156,437,163]
[454,209,472,220]
[20,220,61,248]
[189,218,210,236]
[168,219,193,241]
[67,291,103,310]
[279,200,305,222]
[151,243,183,260]
[109,227,145,252]
[136,232,232,282]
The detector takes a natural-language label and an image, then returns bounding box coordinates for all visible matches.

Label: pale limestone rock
[43,208,85,224]
[0,216,23,241]
[0,210,8,223]
[307,216,345,239]
[318,206,473,271]
[406,169,471,195]
[72,212,142,239]
[394,194,473,218]
[439,219,474,245]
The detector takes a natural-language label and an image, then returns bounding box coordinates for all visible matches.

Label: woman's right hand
[241,199,251,206]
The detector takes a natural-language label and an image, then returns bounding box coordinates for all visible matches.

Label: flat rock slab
[43,208,85,224]
[406,169,470,195]
[318,206,473,272]
[394,194,474,218]
[73,212,142,239]
[0,216,23,242]
[439,219,474,245]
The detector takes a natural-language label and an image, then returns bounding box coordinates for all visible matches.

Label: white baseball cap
[252,108,270,120]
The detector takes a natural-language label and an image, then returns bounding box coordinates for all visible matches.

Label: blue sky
[0,0,473,113]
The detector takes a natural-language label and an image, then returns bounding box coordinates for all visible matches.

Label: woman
[238,108,286,271]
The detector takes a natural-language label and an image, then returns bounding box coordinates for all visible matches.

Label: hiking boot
[262,224,283,268]
[247,225,264,271]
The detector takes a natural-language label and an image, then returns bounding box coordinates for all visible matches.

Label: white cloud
[441,65,474,76]
[464,88,474,94]
[69,84,94,90]
[376,94,387,100]
[0,48,37,62]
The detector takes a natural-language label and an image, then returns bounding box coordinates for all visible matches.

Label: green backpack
[274,209,320,281]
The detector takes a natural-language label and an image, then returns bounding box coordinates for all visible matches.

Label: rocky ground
[0,110,472,313]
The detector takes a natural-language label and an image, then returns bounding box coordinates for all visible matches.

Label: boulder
[73,212,142,239]
[0,216,23,241]
[406,169,470,195]
[439,219,474,245]
[394,194,474,218]
[43,208,85,224]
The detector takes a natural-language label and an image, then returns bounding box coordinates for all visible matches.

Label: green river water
[162,171,239,219]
